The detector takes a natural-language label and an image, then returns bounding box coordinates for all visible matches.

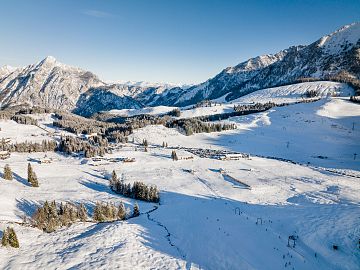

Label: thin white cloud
[82,9,112,18]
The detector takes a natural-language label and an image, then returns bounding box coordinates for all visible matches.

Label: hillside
[0,93,359,268]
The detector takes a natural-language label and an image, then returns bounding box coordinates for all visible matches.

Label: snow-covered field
[131,98,360,171]
[0,144,359,269]
[0,120,52,143]
[231,81,353,104]
[0,83,359,269]
[107,105,178,117]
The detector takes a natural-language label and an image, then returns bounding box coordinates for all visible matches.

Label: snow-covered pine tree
[27,163,33,183]
[66,202,78,222]
[117,202,126,220]
[111,203,117,220]
[44,200,59,232]
[27,163,39,187]
[110,170,118,190]
[133,203,140,217]
[93,202,105,222]
[103,203,113,221]
[3,164,13,180]
[77,203,88,221]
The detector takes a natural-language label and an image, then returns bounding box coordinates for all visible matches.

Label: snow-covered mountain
[0,23,359,114]
[150,22,360,106]
[73,85,143,117]
[0,56,105,110]
[0,65,17,78]
[0,57,175,114]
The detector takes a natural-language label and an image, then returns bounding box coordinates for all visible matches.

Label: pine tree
[68,203,78,222]
[30,172,39,187]
[133,203,140,217]
[42,200,58,232]
[171,150,178,161]
[1,228,9,247]
[143,139,148,147]
[3,164,13,180]
[93,202,105,222]
[27,163,33,183]
[50,201,58,218]
[27,163,39,187]
[103,203,114,221]
[110,170,118,190]
[8,228,19,248]
[77,203,88,221]
[110,203,117,220]
[117,202,126,220]
[1,227,19,248]
[59,202,64,215]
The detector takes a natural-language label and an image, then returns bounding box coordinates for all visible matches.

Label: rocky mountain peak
[316,22,360,54]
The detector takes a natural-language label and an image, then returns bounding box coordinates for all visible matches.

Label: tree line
[0,139,57,153]
[11,114,38,125]
[31,200,139,232]
[166,118,237,136]
[0,105,51,120]
[58,136,109,158]
[53,112,132,143]
[110,171,160,203]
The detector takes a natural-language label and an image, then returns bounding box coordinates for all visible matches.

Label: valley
[0,21,359,270]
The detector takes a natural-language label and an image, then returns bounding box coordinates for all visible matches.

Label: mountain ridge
[0,22,359,115]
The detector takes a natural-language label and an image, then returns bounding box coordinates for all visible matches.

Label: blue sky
[0,0,359,84]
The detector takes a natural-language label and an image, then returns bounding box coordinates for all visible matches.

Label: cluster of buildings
[180,147,249,161]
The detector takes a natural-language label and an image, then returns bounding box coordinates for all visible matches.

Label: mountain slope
[150,22,360,106]
[0,65,17,78]
[73,86,143,117]
[0,56,105,110]
[0,57,174,114]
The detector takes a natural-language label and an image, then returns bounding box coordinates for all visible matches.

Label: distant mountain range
[0,23,359,116]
